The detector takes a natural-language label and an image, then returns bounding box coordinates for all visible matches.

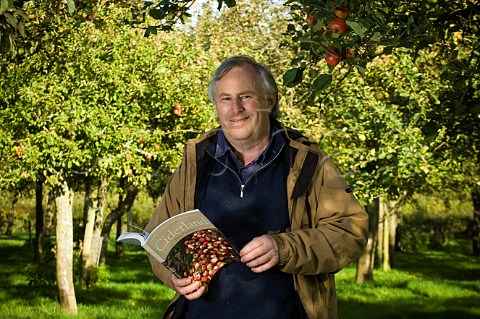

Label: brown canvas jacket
[145,125,369,319]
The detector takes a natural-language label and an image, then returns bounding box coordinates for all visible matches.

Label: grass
[0,235,174,319]
[337,249,480,318]
[1,235,479,319]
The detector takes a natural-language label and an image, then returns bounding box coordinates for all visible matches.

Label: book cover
[117,209,240,287]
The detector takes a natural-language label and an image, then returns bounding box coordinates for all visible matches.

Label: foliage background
[0,0,479,316]
[0,0,478,256]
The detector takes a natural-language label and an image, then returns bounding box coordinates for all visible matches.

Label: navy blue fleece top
[180,126,304,319]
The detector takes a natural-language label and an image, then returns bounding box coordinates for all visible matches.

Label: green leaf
[66,0,75,14]
[290,56,304,65]
[406,15,415,35]
[313,18,325,33]
[373,9,386,27]
[283,68,304,88]
[149,8,165,20]
[4,12,16,28]
[371,32,382,42]
[144,26,158,37]
[14,8,28,21]
[346,21,367,39]
[17,20,25,37]
[355,65,367,77]
[312,74,332,93]
[0,0,10,15]
[217,0,236,10]
[421,121,439,142]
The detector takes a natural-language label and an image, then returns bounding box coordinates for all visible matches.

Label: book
[117,209,240,287]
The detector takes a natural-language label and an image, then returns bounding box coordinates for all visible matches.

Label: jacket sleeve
[272,154,369,275]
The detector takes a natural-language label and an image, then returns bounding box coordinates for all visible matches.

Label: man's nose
[231,97,245,112]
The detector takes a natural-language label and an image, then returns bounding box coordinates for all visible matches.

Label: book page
[116,232,146,246]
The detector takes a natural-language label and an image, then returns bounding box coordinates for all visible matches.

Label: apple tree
[1,0,216,311]
[96,0,480,262]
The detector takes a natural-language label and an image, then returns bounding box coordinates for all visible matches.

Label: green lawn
[1,235,479,319]
[337,249,480,318]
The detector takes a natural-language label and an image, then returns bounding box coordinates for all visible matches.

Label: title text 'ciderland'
[154,218,209,252]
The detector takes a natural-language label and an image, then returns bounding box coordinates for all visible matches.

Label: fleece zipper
[217,144,285,198]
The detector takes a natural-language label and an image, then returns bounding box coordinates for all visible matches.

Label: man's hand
[240,234,279,273]
[170,275,206,300]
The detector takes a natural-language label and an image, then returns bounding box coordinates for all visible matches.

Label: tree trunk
[80,175,108,288]
[385,192,407,268]
[377,199,384,267]
[115,218,124,257]
[92,175,108,265]
[55,181,77,314]
[389,208,398,266]
[356,197,379,283]
[5,193,18,235]
[99,186,138,264]
[44,189,55,237]
[80,178,95,289]
[472,186,480,256]
[377,193,407,270]
[381,200,391,271]
[34,179,45,264]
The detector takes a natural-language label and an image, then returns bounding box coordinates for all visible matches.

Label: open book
[117,209,240,287]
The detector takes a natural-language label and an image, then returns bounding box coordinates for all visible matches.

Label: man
[145,55,368,319]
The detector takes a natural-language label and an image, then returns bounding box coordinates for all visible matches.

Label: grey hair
[207,55,280,120]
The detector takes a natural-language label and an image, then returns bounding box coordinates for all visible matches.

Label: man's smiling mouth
[230,116,251,123]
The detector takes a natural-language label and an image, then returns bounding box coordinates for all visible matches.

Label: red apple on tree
[15,142,24,158]
[329,17,348,34]
[174,103,182,116]
[333,6,350,19]
[342,47,357,59]
[325,47,341,67]
[306,12,317,26]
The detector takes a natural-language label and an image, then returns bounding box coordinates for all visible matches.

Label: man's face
[214,64,274,148]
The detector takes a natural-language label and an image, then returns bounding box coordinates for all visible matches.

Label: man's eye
[240,95,252,100]
[221,97,231,102]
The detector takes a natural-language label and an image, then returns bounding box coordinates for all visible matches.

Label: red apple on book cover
[166,229,240,287]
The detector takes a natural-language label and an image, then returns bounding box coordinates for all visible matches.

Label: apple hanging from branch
[306,12,317,26]
[325,47,341,67]
[333,6,350,19]
[329,17,348,34]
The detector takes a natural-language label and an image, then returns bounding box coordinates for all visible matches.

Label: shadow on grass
[0,235,173,317]
[338,297,480,319]
[395,251,480,281]
[106,248,157,283]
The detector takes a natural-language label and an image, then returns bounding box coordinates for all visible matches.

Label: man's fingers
[184,285,207,300]
[171,275,206,300]
[240,235,279,272]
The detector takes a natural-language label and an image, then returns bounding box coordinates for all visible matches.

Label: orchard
[0,0,479,316]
